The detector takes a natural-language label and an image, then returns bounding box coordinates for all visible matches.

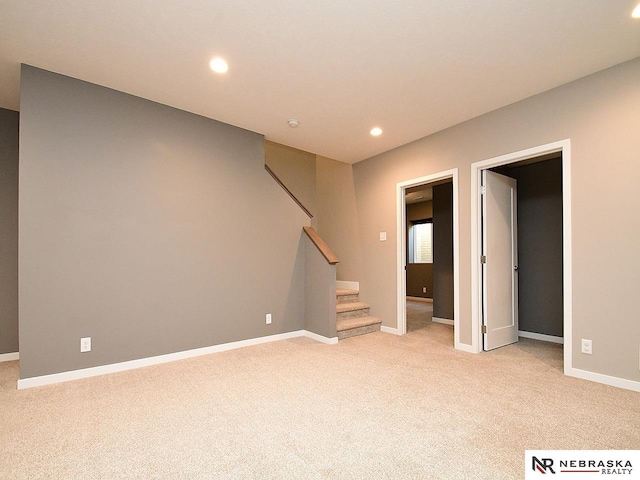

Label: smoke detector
[288,119,300,128]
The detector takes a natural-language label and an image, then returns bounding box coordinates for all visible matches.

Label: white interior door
[482,170,518,351]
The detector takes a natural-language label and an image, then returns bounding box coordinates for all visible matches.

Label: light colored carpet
[1,325,638,479]
[406,299,434,333]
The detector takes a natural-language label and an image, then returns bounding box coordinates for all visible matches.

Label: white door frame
[470,139,572,374]
[395,168,463,350]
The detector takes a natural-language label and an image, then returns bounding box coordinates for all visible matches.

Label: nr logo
[532,457,556,474]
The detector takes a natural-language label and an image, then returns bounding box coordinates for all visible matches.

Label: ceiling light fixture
[288,119,300,128]
[209,57,229,74]
[370,127,382,136]
[633,3,640,18]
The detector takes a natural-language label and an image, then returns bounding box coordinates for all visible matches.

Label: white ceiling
[1,1,639,163]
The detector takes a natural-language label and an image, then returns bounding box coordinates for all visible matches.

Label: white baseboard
[0,352,19,362]
[406,296,433,303]
[518,330,564,344]
[17,330,336,390]
[454,342,476,353]
[336,281,359,291]
[380,325,401,335]
[566,367,640,393]
[303,331,338,345]
[432,317,454,326]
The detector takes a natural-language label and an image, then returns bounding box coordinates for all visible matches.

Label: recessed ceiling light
[288,119,300,128]
[633,3,640,18]
[209,57,229,74]
[370,127,382,136]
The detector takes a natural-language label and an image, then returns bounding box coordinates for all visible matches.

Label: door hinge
[481,255,487,264]
[480,185,486,195]
[482,325,487,334]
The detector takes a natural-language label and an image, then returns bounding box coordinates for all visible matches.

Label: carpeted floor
[406,298,434,333]
[1,320,638,479]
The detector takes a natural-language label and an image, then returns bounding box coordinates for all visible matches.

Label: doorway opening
[471,140,572,374]
[405,186,436,334]
[396,169,463,350]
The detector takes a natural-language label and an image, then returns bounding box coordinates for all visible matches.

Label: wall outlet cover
[80,337,91,353]
[581,339,592,355]
[266,313,272,325]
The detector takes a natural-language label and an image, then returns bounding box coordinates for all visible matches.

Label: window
[409,221,433,263]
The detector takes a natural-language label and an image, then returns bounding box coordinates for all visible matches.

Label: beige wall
[407,201,433,222]
[265,141,317,218]
[315,156,361,281]
[351,57,640,382]
[264,142,363,283]
[264,144,361,282]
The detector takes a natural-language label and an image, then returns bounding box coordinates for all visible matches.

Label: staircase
[336,289,382,339]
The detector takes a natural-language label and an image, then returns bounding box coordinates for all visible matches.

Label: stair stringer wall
[303,233,337,340]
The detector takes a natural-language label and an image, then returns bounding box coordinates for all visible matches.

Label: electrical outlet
[266,313,272,325]
[422,287,427,293]
[80,337,91,353]
[581,339,592,355]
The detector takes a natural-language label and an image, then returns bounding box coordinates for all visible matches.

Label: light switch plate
[379,232,386,241]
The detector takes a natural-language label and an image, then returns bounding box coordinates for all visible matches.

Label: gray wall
[406,201,433,298]
[19,66,309,379]
[303,234,337,339]
[0,108,19,355]
[499,158,563,337]
[432,182,454,320]
[350,57,640,382]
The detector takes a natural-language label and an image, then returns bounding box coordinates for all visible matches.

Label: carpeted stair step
[335,287,381,340]
[337,315,382,340]
[336,301,370,319]
[336,289,359,305]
